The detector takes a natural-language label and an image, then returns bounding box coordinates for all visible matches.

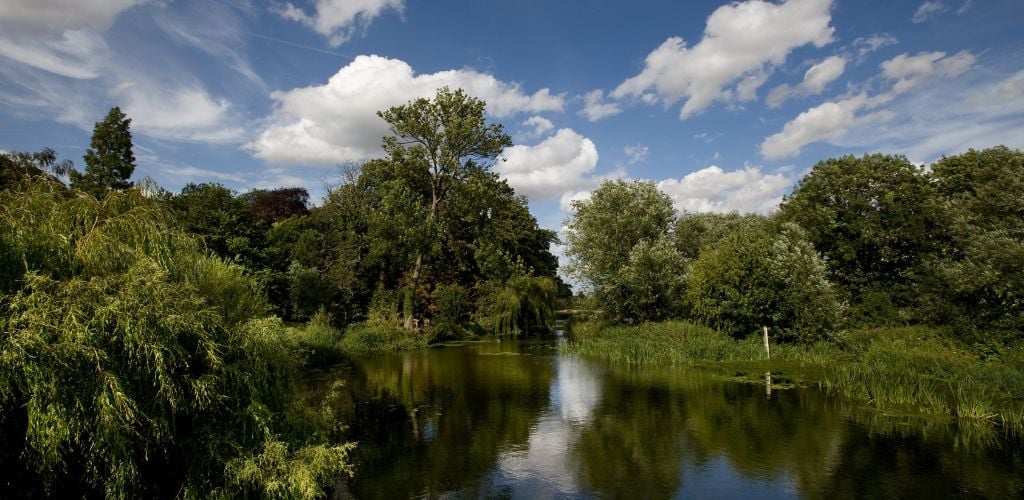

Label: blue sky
[1,0,1023,236]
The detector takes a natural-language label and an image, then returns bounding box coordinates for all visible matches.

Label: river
[300,337,1024,498]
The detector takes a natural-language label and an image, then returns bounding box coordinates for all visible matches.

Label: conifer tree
[71,106,136,197]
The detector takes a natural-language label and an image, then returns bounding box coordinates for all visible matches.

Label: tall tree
[71,107,136,197]
[778,154,942,323]
[564,179,678,321]
[377,87,512,329]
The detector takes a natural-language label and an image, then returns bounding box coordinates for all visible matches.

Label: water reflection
[302,339,1024,498]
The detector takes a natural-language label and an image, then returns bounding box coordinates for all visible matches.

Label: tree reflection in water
[298,339,1024,499]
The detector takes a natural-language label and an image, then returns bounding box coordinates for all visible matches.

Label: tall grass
[336,324,429,353]
[565,320,1024,435]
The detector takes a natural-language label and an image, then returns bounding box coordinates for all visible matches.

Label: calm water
[302,337,1024,499]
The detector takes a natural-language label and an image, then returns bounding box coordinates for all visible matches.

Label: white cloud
[766,55,846,107]
[761,94,879,159]
[579,89,622,121]
[559,190,592,213]
[852,34,898,62]
[761,50,976,158]
[496,128,599,202]
[623,144,648,165]
[276,0,402,47]
[249,55,565,165]
[0,0,144,80]
[657,164,793,214]
[840,70,1024,163]
[879,50,974,95]
[0,0,146,35]
[0,29,109,80]
[117,83,245,143]
[912,1,947,23]
[611,0,834,119]
[522,115,554,138]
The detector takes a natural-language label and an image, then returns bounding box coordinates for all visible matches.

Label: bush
[475,276,557,335]
[687,221,842,342]
[431,283,472,339]
[0,182,350,498]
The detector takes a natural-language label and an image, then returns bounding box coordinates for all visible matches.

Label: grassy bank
[291,312,430,365]
[563,321,1024,433]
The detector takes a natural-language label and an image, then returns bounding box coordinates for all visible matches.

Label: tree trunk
[403,188,441,330]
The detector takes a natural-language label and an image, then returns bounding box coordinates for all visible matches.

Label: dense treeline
[0,89,568,497]
[567,146,1024,345]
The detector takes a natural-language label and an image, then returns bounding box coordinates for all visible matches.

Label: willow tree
[377,87,512,329]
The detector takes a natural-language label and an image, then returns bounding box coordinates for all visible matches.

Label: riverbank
[563,320,1024,433]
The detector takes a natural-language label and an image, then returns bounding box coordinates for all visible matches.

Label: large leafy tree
[778,154,942,323]
[564,179,679,321]
[922,146,1024,338]
[70,107,136,198]
[377,87,512,329]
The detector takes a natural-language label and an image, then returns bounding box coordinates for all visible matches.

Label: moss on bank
[563,321,1024,434]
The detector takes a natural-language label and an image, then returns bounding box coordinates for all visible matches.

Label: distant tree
[377,87,512,329]
[564,179,679,321]
[0,148,73,191]
[243,187,310,225]
[167,183,265,269]
[674,212,768,260]
[70,107,136,197]
[778,154,942,324]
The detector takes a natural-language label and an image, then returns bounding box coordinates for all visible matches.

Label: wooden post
[763,326,770,360]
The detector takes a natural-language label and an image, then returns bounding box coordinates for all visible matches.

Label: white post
[763,326,770,360]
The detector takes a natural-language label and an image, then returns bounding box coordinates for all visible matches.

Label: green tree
[922,146,1024,338]
[0,181,351,498]
[70,107,136,197]
[1,148,73,191]
[377,87,512,329]
[686,221,841,342]
[778,154,941,324]
[564,179,676,321]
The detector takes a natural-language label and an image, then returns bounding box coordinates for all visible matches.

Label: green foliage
[0,182,349,498]
[477,276,558,335]
[294,309,346,366]
[607,236,688,322]
[687,221,841,342]
[565,179,676,320]
[218,441,354,500]
[71,107,136,198]
[378,87,513,327]
[1,148,73,191]
[673,211,767,260]
[921,146,1024,338]
[431,283,472,338]
[779,153,941,323]
[337,324,429,353]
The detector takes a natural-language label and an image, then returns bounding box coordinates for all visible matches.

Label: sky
[1,0,1023,237]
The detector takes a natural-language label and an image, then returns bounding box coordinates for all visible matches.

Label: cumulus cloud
[496,128,599,202]
[522,115,554,138]
[579,89,622,121]
[624,144,649,165]
[766,55,847,107]
[249,55,564,165]
[761,50,976,159]
[276,0,403,46]
[912,1,947,23]
[611,0,834,119]
[657,164,793,214]
[559,190,592,213]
